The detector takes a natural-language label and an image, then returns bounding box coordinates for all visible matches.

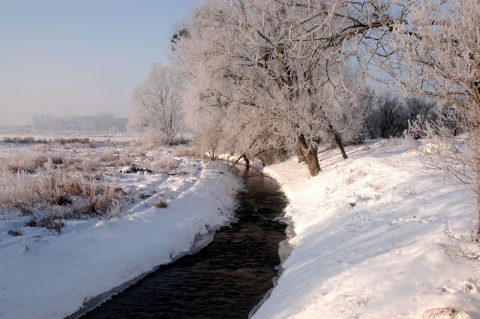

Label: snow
[253,139,480,319]
[0,143,242,319]
[1,137,479,318]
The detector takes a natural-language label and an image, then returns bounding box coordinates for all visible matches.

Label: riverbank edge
[65,229,219,319]
[55,160,243,319]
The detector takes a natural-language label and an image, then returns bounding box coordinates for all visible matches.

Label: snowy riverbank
[2,138,479,319]
[253,139,479,319]
[0,156,242,319]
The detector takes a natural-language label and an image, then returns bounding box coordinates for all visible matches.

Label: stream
[76,167,289,319]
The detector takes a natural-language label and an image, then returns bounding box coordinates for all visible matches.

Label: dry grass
[52,137,91,145]
[153,199,168,208]
[0,138,189,232]
[423,306,468,319]
[0,141,135,174]
[0,168,116,215]
[344,167,367,185]
[152,155,177,173]
[32,143,48,153]
[0,150,87,174]
[2,136,41,144]
[37,214,65,234]
[173,145,200,158]
[98,149,120,162]
[0,141,122,233]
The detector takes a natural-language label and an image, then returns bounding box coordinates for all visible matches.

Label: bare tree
[129,64,184,145]
[365,91,408,138]
[404,96,437,131]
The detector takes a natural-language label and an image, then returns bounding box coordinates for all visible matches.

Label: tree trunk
[228,153,250,171]
[297,134,320,176]
[242,154,250,168]
[477,179,480,243]
[294,146,306,163]
[472,118,480,242]
[306,146,320,176]
[475,133,480,243]
[332,131,348,159]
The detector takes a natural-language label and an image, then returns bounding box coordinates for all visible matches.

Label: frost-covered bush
[152,155,177,173]
[173,145,200,158]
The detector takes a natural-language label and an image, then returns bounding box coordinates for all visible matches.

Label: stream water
[77,167,288,319]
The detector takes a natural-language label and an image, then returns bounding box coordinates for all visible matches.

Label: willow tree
[172,0,367,176]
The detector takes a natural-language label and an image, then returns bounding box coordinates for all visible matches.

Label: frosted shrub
[153,155,176,173]
[32,143,48,153]
[89,183,117,216]
[93,149,131,169]
[131,131,167,148]
[61,153,102,174]
[173,145,199,158]
[98,149,120,164]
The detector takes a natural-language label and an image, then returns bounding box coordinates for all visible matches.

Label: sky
[0,0,196,126]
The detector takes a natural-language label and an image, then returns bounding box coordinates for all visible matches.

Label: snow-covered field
[254,139,479,319]
[1,135,479,319]
[0,136,242,319]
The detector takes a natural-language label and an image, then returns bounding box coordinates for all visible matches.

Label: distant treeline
[32,113,128,132]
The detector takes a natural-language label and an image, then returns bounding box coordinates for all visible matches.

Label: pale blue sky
[0,0,196,125]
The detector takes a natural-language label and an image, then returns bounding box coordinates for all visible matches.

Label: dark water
[78,167,288,319]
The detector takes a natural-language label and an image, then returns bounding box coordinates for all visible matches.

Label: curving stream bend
[74,167,290,319]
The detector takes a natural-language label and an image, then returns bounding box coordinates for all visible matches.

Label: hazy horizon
[0,0,195,126]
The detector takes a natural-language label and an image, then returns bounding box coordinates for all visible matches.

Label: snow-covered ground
[254,139,479,319]
[1,137,479,319]
[0,140,242,319]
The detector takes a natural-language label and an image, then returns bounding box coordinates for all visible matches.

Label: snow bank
[0,159,242,319]
[254,139,480,319]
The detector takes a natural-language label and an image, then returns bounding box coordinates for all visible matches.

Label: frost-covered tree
[388,0,480,239]
[173,0,368,176]
[129,64,184,145]
[172,0,480,237]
